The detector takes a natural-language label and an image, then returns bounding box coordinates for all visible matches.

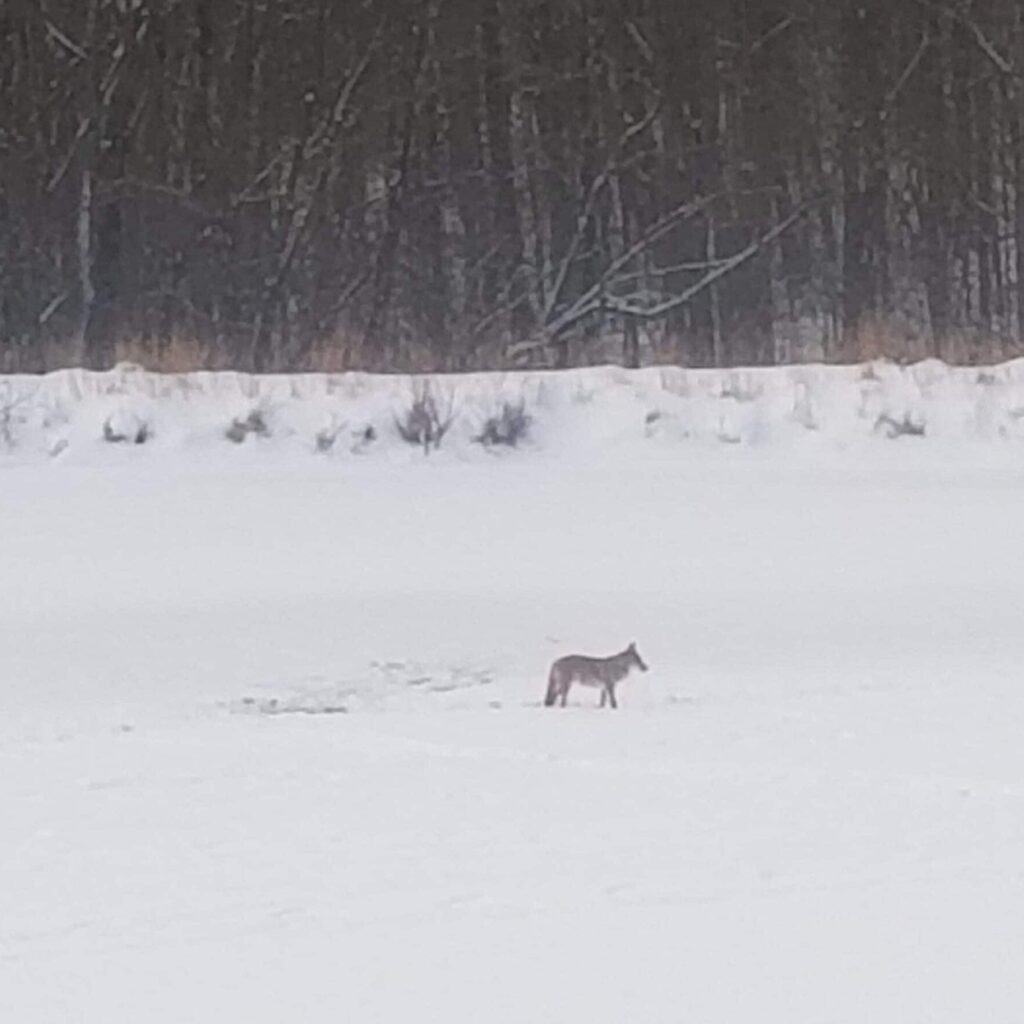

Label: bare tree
[3,0,1024,372]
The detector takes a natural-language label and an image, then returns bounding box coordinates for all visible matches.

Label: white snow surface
[3,356,1024,461]
[4,362,1024,1022]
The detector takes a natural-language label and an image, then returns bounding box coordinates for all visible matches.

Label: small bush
[314,428,338,453]
[226,408,270,444]
[395,385,455,453]
[875,412,925,439]
[0,384,31,449]
[476,400,531,447]
[352,424,377,452]
[719,374,762,403]
[315,417,344,453]
[316,421,377,454]
[644,409,662,438]
[103,413,151,445]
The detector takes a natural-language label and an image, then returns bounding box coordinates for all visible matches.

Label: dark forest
[3,0,1024,372]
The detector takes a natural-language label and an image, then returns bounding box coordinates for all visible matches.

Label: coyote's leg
[599,688,607,708]
[559,681,569,707]
[606,685,618,709]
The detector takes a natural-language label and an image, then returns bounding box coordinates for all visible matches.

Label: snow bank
[3,357,1024,460]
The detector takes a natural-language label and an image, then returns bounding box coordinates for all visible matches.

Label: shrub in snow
[314,428,338,453]
[644,409,662,438]
[314,421,375,454]
[103,411,151,445]
[315,417,344,453]
[0,384,31,449]
[225,408,270,444]
[875,412,925,439]
[352,425,376,452]
[395,384,455,453]
[476,400,530,448]
[791,382,818,431]
[719,375,761,403]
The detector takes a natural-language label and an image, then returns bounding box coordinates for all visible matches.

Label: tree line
[3,0,1024,373]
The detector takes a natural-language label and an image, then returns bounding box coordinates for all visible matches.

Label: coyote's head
[627,642,648,672]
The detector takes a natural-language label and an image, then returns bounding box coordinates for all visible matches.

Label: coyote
[544,642,648,709]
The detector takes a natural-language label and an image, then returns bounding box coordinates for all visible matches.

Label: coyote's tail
[544,667,558,707]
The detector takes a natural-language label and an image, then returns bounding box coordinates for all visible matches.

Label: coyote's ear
[628,641,636,650]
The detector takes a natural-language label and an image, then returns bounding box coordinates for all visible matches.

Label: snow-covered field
[4,364,1024,1022]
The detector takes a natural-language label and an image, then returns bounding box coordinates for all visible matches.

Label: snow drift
[4,357,1024,461]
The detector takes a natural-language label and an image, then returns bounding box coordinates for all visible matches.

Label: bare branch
[604,206,807,321]
[43,17,88,62]
[916,0,1018,78]
[273,33,382,292]
[509,199,805,361]
[624,20,655,64]
[544,195,716,335]
[540,104,658,322]
[507,195,716,360]
[46,117,93,193]
[471,269,537,340]
[613,257,740,283]
[960,12,1015,76]
[38,292,69,325]
[99,38,128,108]
[748,14,796,55]
[881,31,931,118]
[316,267,375,334]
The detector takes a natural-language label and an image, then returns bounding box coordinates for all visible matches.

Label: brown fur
[544,642,648,709]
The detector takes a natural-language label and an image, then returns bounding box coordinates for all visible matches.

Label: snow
[4,356,1024,463]
[3,363,1024,1022]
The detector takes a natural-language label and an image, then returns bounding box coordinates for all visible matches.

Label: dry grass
[305,330,361,375]
[39,335,86,374]
[476,399,531,447]
[395,381,456,452]
[874,412,926,439]
[845,317,890,364]
[225,408,270,444]
[113,336,238,374]
[4,314,1022,376]
[844,318,1021,367]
